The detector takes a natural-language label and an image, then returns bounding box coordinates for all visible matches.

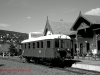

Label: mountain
[0,29,28,44]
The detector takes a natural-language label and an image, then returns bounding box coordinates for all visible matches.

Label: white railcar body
[21,34,70,43]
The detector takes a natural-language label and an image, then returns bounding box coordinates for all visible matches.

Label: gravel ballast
[0,58,77,75]
[0,57,100,75]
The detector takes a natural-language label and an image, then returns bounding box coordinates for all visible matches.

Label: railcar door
[45,40,54,58]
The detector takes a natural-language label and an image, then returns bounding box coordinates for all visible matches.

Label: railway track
[0,56,100,75]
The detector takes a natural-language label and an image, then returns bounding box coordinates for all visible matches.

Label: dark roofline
[81,15,93,24]
[70,11,82,31]
[70,11,93,31]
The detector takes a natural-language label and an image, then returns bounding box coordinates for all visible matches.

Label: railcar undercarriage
[23,56,67,67]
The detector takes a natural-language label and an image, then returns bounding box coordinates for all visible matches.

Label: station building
[43,12,100,56]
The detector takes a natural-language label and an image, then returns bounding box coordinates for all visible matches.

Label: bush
[9,43,18,56]
[17,49,23,56]
[96,53,100,59]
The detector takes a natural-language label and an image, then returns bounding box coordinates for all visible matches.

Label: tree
[9,43,18,56]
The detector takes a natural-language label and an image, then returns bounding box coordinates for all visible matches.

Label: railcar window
[37,42,39,48]
[55,39,59,48]
[47,41,50,48]
[25,43,26,49]
[33,42,35,48]
[28,43,30,49]
[41,41,43,48]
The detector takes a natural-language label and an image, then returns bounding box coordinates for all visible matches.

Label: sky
[0,0,100,33]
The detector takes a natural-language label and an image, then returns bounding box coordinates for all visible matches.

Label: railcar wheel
[24,57,31,63]
[55,58,65,68]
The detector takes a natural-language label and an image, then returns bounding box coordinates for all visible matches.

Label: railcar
[21,34,72,64]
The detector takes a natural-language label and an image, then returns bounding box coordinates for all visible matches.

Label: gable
[77,22,89,30]
[46,31,52,35]
[71,16,91,31]
[43,21,53,36]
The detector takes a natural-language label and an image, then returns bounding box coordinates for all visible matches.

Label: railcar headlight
[67,49,69,51]
[57,48,59,51]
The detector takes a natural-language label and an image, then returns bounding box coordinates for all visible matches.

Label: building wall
[72,33,97,55]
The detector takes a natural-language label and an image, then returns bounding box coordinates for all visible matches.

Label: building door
[86,43,90,52]
[74,44,77,54]
[80,43,83,55]
[97,40,100,51]
[71,40,73,56]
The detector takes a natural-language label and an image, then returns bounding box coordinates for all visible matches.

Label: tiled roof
[49,21,76,35]
[83,15,100,24]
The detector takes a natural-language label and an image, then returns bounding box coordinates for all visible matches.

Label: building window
[55,39,59,48]
[33,42,35,49]
[98,41,100,51]
[47,41,50,48]
[86,43,90,52]
[28,43,30,49]
[74,44,77,53]
[37,42,39,48]
[41,41,43,48]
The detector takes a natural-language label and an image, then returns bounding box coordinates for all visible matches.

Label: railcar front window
[47,41,50,48]
[21,44,23,49]
[29,43,30,49]
[55,39,59,48]
[37,42,39,48]
[33,42,35,49]
[61,40,63,48]
[25,43,26,49]
[41,41,43,48]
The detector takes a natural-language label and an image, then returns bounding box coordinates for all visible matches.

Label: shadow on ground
[64,60,81,67]
[48,60,82,68]
[0,64,4,66]
[0,57,81,68]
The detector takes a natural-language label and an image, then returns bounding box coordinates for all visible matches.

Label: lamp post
[76,31,79,59]
[95,34,99,60]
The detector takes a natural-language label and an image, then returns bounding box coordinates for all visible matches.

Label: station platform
[72,56,100,72]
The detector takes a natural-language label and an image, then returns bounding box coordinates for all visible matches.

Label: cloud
[27,17,31,19]
[85,8,100,16]
[0,23,10,27]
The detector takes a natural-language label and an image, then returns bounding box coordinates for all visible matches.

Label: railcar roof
[21,34,70,43]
